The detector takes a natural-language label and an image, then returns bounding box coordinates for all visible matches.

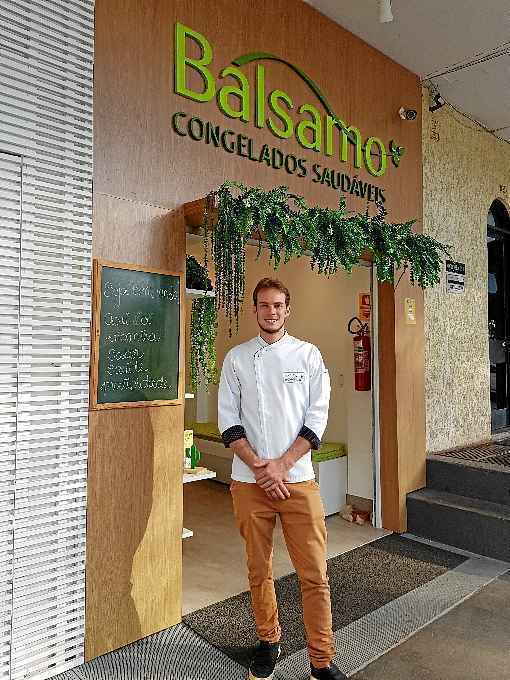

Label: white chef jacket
[218,332,331,483]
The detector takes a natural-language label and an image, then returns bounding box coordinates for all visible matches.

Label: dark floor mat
[183,534,466,668]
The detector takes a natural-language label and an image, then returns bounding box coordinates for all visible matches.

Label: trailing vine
[186,255,217,392]
[202,181,450,336]
[190,296,217,392]
[186,254,213,291]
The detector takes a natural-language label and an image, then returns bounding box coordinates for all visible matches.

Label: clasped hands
[252,457,291,500]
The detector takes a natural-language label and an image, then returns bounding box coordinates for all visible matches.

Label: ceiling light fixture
[379,0,393,23]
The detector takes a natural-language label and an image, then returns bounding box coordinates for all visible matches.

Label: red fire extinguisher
[348,317,371,391]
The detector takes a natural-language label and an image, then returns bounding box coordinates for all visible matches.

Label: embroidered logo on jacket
[283,371,306,384]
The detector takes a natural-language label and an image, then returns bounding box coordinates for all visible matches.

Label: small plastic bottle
[184,446,192,469]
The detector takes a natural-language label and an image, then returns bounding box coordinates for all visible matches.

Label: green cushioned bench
[186,421,347,462]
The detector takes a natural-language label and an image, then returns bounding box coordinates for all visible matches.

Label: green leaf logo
[389,140,405,167]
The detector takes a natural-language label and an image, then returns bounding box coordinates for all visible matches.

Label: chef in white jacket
[218,278,346,680]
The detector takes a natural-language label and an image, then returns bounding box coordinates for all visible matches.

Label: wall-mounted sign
[404,298,416,326]
[171,22,406,200]
[90,260,183,409]
[446,260,465,294]
[358,293,371,323]
[171,110,388,202]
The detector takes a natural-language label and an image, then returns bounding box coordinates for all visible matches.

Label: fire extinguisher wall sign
[348,317,371,391]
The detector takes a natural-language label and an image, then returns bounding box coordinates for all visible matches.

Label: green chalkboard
[92,262,181,407]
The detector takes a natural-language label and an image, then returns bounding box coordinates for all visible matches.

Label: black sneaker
[248,640,281,680]
[310,661,348,679]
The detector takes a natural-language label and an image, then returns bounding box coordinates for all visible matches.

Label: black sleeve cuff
[221,425,247,448]
[298,425,321,450]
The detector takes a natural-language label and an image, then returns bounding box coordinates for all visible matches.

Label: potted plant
[186,255,217,392]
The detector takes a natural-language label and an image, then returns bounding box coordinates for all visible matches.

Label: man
[218,277,346,680]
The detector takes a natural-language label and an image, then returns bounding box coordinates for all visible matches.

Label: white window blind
[0,152,21,680]
[0,1,94,679]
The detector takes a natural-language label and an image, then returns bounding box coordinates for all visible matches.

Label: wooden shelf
[183,196,375,263]
[184,197,209,230]
[183,467,217,484]
[182,467,217,540]
[185,288,215,299]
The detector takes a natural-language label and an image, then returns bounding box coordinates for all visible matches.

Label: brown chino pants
[230,479,335,669]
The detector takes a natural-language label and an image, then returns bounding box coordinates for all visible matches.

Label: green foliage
[189,296,217,393]
[186,256,217,392]
[203,181,450,336]
[186,254,213,291]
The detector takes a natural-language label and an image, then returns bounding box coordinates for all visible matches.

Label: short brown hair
[252,278,291,306]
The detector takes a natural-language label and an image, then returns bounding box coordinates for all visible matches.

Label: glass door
[488,202,510,431]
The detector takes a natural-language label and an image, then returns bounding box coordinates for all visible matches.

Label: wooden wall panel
[378,281,400,529]
[86,404,183,659]
[91,195,180,269]
[85,196,185,659]
[94,0,422,224]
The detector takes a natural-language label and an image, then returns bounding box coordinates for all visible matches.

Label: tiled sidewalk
[354,572,510,680]
[54,537,509,680]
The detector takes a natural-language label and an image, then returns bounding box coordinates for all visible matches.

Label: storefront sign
[171,111,387,202]
[171,22,405,197]
[445,260,465,294]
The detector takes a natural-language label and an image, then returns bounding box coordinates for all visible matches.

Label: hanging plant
[202,181,450,336]
[307,201,368,276]
[189,296,217,393]
[186,254,213,291]
[186,255,217,392]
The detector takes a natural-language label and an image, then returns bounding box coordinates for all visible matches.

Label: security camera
[429,93,446,113]
[398,107,418,121]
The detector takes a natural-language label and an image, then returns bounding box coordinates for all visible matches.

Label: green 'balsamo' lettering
[296,104,321,151]
[217,66,250,121]
[173,22,400,177]
[364,137,387,177]
[267,90,294,139]
[174,22,215,103]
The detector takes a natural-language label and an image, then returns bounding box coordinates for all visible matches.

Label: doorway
[487,200,510,431]
[182,235,387,614]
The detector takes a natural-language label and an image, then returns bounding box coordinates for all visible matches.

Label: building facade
[423,94,510,451]
[1,1,508,679]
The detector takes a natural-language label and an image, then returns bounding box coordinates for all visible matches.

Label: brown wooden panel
[91,194,181,269]
[85,404,183,659]
[377,274,425,531]
[395,276,426,521]
[94,0,422,223]
[85,196,186,659]
[378,280,400,530]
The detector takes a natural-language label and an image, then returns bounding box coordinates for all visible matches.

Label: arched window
[488,199,510,234]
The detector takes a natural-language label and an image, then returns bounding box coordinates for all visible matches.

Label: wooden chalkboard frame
[90,259,184,410]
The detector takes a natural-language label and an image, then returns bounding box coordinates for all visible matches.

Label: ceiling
[305,0,510,142]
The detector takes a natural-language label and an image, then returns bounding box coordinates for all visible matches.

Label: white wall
[186,236,374,500]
